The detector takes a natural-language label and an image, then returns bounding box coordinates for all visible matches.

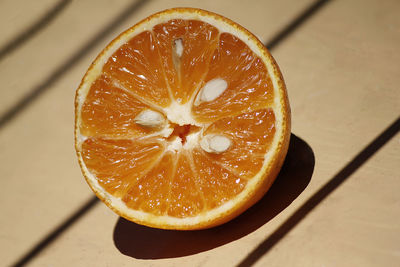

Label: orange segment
[153,19,219,104]
[123,150,205,218]
[192,33,274,122]
[168,151,204,217]
[81,137,164,197]
[102,31,171,107]
[203,109,276,178]
[80,75,159,138]
[123,152,175,216]
[152,19,186,101]
[191,148,247,209]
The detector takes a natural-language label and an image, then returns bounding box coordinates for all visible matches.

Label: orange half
[75,8,290,230]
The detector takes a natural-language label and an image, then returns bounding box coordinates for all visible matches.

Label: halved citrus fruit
[75,8,290,230]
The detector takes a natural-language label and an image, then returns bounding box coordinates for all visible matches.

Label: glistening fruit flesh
[75,8,290,230]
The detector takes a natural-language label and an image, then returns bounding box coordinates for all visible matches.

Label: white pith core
[166,136,183,151]
[75,10,287,228]
[163,101,200,126]
[166,131,201,152]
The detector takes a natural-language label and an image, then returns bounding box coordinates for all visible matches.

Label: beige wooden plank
[0,0,316,266]
[254,0,400,265]
[274,0,399,188]
[0,0,60,48]
[0,0,138,115]
[254,134,400,267]
[22,0,400,266]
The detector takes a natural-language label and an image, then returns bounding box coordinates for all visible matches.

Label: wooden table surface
[1,0,399,266]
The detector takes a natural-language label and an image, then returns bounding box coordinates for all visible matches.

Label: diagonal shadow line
[265,0,332,50]
[0,0,148,130]
[236,116,400,267]
[10,196,99,267]
[0,0,72,61]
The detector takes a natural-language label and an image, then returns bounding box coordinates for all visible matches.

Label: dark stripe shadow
[236,116,400,267]
[0,0,72,61]
[0,0,148,130]
[265,0,332,50]
[10,196,99,267]
[113,134,314,259]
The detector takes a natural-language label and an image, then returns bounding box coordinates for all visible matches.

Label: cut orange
[75,8,290,230]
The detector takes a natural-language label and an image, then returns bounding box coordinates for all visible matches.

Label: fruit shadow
[113,133,315,259]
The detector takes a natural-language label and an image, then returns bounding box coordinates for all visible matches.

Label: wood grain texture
[0,0,399,266]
